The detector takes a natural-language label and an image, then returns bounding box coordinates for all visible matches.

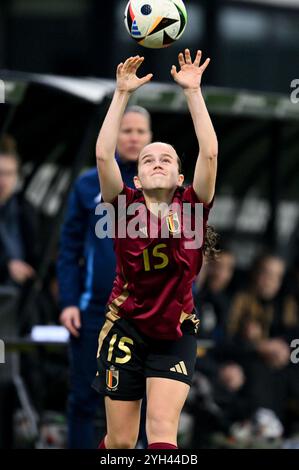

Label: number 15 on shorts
[108,334,133,364]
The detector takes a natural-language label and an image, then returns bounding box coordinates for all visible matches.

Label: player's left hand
[171,49,210,90]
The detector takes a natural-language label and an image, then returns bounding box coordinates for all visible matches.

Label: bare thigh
[146,377,190,446]
[104,396,142,449]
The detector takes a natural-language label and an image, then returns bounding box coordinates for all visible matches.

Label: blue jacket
[57,155,137,315]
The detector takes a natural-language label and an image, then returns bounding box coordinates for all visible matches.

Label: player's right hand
[116,56,153,93]
[59,306,81,337]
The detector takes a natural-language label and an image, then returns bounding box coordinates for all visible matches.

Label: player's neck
[143,188,176,218]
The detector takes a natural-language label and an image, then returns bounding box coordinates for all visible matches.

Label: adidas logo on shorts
[170,361,188,375]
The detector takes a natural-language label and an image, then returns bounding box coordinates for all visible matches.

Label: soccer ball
[124,0,188,49]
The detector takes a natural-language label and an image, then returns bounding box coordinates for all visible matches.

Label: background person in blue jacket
[57,106,152,449]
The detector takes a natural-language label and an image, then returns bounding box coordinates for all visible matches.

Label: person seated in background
[280,248,299,336]
[188,249,251,447]
[228,253,299,347]
[193,248,236,343]
[0,135,39,288]
[186,360,250,448]
[222,253,299,436]
[189,253,299,446]
[0,134,41,449]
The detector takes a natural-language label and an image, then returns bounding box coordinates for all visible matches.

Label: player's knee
[107,433,138,449]
[146,413,176,439]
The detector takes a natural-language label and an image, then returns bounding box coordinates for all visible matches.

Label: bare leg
[104,396,142,449]
[146,378,190,446]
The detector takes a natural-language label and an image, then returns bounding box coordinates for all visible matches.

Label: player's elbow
[210,148,218,160]
[204,146,218,160]
[96,143,114,162]
[96,150,108,162]
[202,138,218,159]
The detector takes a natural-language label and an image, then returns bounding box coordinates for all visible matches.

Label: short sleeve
[182,185,214,211]
[107,183,139,208]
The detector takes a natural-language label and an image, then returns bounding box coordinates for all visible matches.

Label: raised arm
[171,49,218,205]
[96,56,153,203]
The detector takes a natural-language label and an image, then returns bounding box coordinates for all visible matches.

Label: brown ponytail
[203,224,220,261]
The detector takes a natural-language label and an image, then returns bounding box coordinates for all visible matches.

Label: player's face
[0,155,19,203]
[117,112,152,163]
[135,142,184,191]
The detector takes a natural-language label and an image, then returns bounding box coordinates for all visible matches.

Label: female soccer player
[94,49,218,449]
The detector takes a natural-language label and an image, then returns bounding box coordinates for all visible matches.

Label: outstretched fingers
[117,62,124,75]
[200,57,211,73]
[171,65,178,79]
[133,56,145,72]
[126,56,140,72]
[178,52,185,68]
[193,50,202,67]
[139,73,153,85]
[122,56,133,69]
[122,56,138,72]
[116,55,152,91]
[185,48,192,64]
[129,56,152,84]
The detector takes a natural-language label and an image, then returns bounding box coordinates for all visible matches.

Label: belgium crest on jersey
[106,366,119,391]
[166,210,180,234]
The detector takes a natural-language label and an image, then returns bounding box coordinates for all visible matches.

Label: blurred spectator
[284,243,299,329]
[187,253,299,447]
[193,249,236,343]
[0,134,41,449]
[0,135,39,288]
[228,254,299,343]
[186,361,250,448]
[189,249,245,446]
[223,254,299,435]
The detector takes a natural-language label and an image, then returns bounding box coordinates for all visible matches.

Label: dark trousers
[0,382,15,448]
[67,308,106,449]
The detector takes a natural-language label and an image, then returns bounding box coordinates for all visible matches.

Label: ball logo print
[124,0,187,49]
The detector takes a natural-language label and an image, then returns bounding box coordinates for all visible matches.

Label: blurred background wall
[0,0,299,92]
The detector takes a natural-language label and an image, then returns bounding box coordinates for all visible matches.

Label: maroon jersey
[106,183,213,340]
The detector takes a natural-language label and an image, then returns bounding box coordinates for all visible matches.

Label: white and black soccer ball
[124,0,188,49]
